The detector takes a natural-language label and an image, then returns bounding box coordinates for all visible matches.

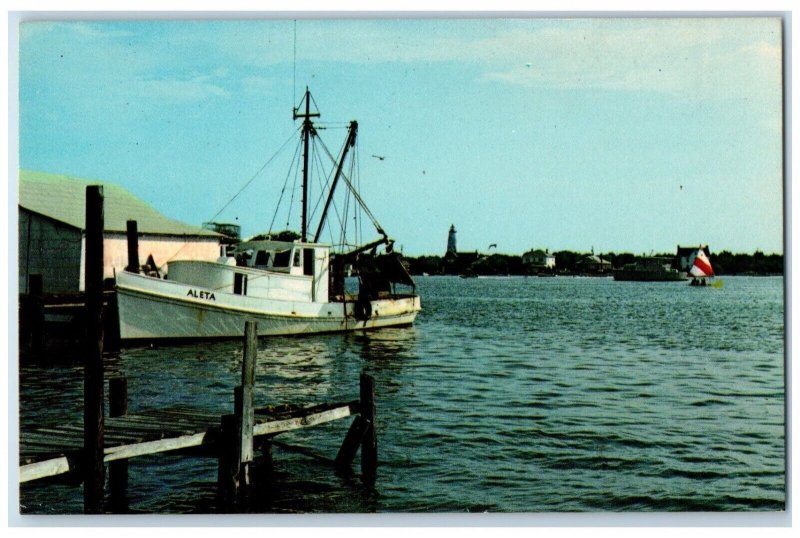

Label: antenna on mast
[292,20,297,107]
[293,87,320,242]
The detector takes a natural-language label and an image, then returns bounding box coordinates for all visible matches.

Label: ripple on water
[18,276,784,513]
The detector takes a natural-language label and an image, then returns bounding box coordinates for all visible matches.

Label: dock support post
[125,220,140,273]
[218,413,239,508]
[83,185,105,514]
[109,377,128,513]
[360,372,377,483]
[334,416,367,471]
[240,321,257,466]
[218,321,258,508]
[26,274,44,359]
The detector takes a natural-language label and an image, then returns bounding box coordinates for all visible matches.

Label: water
[18,276,785,513]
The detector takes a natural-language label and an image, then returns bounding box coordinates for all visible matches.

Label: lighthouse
[446,224,457,257]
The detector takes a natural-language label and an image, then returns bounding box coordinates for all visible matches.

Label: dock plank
[19,402,358,483]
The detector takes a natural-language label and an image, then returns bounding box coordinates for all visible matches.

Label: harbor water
[18,276,785,513]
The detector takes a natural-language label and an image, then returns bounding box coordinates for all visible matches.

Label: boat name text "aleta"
[187,289,216,301]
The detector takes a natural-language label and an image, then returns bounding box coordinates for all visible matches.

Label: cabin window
[303,248,314,276]
[254,250,270,268]
[272,249,291,267]
[234,273,248,295]
[293,250,302,267]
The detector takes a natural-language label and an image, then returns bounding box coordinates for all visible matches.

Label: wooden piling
[217,413,239,507]
[27,274,44,358]
[109,377,128,512]
[218,321,258,506]
[240,322,257,462]
[360,373,377,482]
[83,185,105,514]
[334,416,367,470]
[109,377,128,418]
[125,220,140,273]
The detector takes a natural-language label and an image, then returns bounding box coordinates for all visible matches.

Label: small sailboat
[115,89,421,340]
[688,247,716,286]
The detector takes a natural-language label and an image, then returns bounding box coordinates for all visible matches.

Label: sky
[15,16,784,256]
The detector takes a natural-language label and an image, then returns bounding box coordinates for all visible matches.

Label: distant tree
[406,255,444,275]
[710,250,783,275]
[606,252,636,269]
[554,251,582,273]
[401,249,782,277]
[248,230,301,242]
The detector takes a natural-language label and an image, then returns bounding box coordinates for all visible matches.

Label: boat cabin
[232,239,329,277]
[167,239,331,304]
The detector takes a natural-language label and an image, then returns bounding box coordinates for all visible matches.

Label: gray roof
[19,170,220,237]
[524,249,553,257]
[580,255,611,264]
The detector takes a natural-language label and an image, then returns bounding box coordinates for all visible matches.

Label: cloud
[474,19,782,101]
[241,75,277,96]
[20,19,782,106]
[134,77,230,101]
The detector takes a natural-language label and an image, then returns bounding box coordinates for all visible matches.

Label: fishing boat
[116,89,421,340]
[613,257,686,282]
[688,247,715,286]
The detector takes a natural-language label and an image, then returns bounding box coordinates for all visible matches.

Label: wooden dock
[19,188,379,512]
[19,317,377,512]
[19,400,360,484]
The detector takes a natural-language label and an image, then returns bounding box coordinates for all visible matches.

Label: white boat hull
[116,271,421,340]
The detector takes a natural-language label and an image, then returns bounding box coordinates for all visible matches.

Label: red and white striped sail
[689,248,714,278]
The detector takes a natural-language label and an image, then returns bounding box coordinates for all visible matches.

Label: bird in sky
[372,154,385,160]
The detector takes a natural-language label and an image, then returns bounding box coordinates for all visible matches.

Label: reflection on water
[19,276,784,513]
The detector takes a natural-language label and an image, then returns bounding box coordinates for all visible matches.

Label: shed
[577,254,612,274]
[19,170,221,294]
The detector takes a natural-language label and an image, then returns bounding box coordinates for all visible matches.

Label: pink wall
[81,233,221,288]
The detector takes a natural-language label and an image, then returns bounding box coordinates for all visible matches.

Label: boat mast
[313,120,358,243]
[293,87,320,242]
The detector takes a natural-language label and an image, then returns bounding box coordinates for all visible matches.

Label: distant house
[577,254,612,274]
[19,170,221,294]
[522,249,556,270]
[675,245,712,272]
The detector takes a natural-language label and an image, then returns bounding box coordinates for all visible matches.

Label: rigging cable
[268,137,303,235]
[353,142,362,247]
[161,126,301,268]
[316,135,384,235]
[285,145,301,230]
[308,138,332,225]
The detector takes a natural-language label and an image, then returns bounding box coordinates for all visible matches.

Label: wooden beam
[103,432,212,462]
[20,457,74,483]
[335,416,367,470]
[109,377,128,513]
[217,413,238,506]
[239,321,257,465]
[360,373,377,483]
[26,274,44,358]
[125,220,140,273]
[83,185,105,514]
[20,403,357,483]
[253,404,354,436]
